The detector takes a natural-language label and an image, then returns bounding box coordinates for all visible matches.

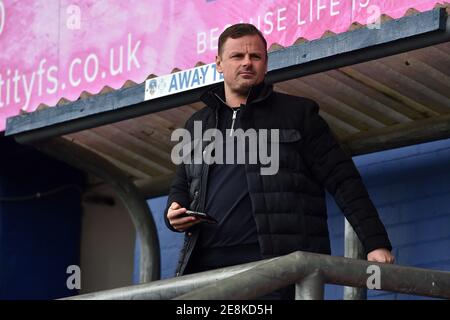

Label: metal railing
[62,251,450,300]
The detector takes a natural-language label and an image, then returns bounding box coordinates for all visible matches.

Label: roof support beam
[32,137,161,283]
[135,175,175,199]
[343,113,450,156]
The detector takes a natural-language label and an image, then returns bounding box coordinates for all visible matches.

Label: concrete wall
[79,184,136,294]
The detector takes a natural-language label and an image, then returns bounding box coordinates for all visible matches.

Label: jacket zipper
[230,109,239,137]
[213,91,247,137]
[199,109,219,211]
[179,86,268,276]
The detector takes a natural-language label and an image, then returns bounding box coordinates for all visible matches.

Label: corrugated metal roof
[33,3,449,110]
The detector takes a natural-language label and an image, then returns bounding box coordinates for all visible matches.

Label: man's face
[216,35,268,97]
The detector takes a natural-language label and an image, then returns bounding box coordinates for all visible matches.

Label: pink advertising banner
[0,0,447,131]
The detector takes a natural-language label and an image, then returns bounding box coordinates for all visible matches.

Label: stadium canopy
[6,7,450,188]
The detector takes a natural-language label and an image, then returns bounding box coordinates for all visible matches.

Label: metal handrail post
[296,271,325,300]
[344,219,367,300]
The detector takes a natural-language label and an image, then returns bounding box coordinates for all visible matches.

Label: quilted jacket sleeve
[300,100,392,255]
[164,116,194,233]
[164,163,191,233]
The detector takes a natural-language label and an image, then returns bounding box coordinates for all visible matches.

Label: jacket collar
[200,80,273,109]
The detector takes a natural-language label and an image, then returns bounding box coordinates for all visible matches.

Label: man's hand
[367,248,395,264]
[167,202,201,232]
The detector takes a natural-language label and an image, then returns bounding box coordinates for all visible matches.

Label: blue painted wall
[326,137,450,300]
[145,137,450,299]
[0,138,84,299]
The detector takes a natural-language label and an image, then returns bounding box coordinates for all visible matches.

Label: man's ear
[215,55,223,73]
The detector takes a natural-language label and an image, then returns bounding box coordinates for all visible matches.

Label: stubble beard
[232,77,258,97]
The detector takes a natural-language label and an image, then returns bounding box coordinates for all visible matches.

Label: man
[165,23,394,298]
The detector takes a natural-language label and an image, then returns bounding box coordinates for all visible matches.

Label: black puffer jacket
[165,82,392,276]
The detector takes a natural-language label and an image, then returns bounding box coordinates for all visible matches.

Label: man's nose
[242,55,252,67]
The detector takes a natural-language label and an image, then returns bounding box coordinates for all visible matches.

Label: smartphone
[182,210,218,224]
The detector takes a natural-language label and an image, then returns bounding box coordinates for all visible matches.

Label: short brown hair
[218,23,267,57]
